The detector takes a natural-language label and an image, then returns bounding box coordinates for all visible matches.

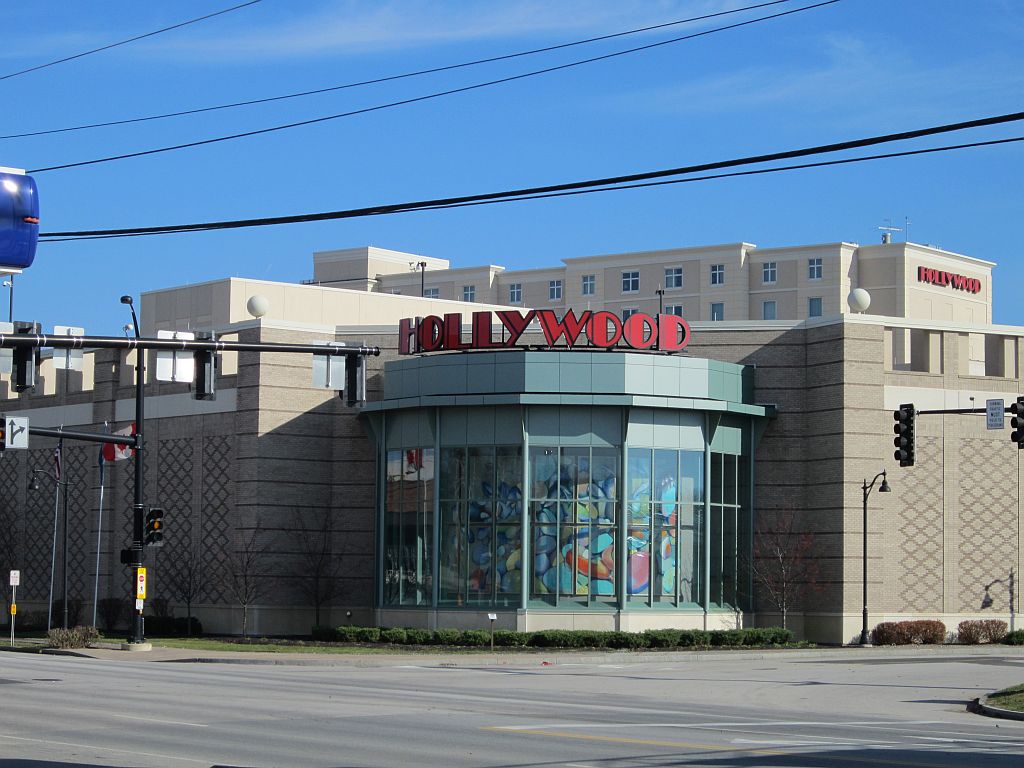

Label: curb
[971,695,1024,722]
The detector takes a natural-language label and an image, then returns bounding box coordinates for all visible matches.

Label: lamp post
[982,569,1016,632]
[121,295,146,645]
[860,470,890,645]
[410,261,427,297]
[655,285,665,314]
[29,456,71,630]
[3,275,12,322]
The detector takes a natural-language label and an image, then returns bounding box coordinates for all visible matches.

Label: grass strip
[988,683,1024,712]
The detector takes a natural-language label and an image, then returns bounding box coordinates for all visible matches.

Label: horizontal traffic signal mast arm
[29,426,137,446]
[914,406,1018,415]
[0,332,380,357]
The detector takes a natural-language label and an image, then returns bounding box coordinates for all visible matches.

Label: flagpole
[93,450,105,628]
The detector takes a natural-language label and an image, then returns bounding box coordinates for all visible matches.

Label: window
[762,300,777,320]
[622,308,638,320]
[548,279,562,301]
[710,302,724,321]
[383,448,436,606]
[710,264,725,285]
[622,271,639,293]
[581,274,596,296]
[508,283,522,304]
[762,262,777,284]
[808,257,823,280]
[423,287,439,299]
[808,297,823,318]
[462,285,475,302]
[664,266,683,289]
[665,304,684,317]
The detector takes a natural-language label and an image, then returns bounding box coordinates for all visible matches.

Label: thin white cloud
[146,0,752,61]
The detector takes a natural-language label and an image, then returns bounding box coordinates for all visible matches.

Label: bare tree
[749,508,819,630]
[288,509,341,629]
[223,522,268,639]
[163,544,202,636]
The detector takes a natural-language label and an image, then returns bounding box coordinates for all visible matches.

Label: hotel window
[808,257,823,280]
[462,285,475,302]
[710,302,724,321]
[665,304,684,317]
[665,266,683,289]
[622,271,639,293]
[622,308,638,320]
[423,287,439,299]
[508,283,522,304]
[581,274,596,296]
[808,297,823,317]
[762,262,777,284]
[710,264,725,285]
[762,300,777,320]
[548,279,563,301]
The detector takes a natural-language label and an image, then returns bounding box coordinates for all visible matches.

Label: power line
[27,0,840,174]
[38,110,1024,240]
[0,1,263,83]
[2,0,797,141]
[38,135,1024,243]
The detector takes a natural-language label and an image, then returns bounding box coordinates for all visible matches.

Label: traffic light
[12,321,40,392]
[145,507,164,547]
[342,353,366,407]
[893,403,916,467]
[1011,397,1024,449]
[193,331,216,401]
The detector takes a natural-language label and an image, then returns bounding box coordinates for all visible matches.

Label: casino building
[0,239,1018,644]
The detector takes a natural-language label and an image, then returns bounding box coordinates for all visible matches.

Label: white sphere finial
[247,294,270,319]
[848,288,871,313]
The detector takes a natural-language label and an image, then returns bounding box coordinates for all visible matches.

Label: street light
[655,285,665,314]
[860,470,890,645]
[29,457,71,630]
[121,294,146,645]
[410,261,427,297]
[3,275,12,322]
[981,569,1016,632]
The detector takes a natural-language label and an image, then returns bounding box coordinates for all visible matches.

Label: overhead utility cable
[39,136,1024,243]
[27,0,840,174]
[38,109,1024,240]
[0,1,263,82]
[2,0,796,140]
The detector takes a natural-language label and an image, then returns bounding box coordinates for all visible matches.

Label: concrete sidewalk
[5,640,1022,667]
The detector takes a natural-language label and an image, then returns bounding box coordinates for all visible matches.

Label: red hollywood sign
[917,266,982,294]
[398,309,692,355]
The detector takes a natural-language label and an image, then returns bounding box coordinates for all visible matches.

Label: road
[1,649,1023,767]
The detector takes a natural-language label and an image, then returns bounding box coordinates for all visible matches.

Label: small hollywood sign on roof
[399,309,692,355]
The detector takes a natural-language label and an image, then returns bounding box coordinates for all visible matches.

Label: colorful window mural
[383,448,434,606]
[438,446,523,607]
[626,448,704,606]
[529,446,619,605]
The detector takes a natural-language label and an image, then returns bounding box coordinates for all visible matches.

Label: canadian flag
[102,423,136,462]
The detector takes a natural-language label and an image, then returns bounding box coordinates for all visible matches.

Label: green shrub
[528,630,574,648]
[644,629,683,648]
[380,628,408,644]
[47,625,100,649]
[606,631,649,649]
[872,620,946,645]
[333,625,361,642]
[432,628,461,645]
[678,629,711,647]
[311,625,338,642]
[1004,630,1024,645]
[352,627,380,643]
[458,629,491,647]
[709,629,745,647]
[403,628,434,645]
[493,630,530,647]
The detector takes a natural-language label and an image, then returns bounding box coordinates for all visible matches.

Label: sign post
[987,399,1005,430]
[9,570,19,647]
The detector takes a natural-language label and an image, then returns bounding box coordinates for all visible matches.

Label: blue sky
[2,0,1022,333]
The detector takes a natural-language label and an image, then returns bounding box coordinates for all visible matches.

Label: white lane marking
[565,764,600,768]
[909,735,1024,746]
[495,720,944,731]
[733,739,862,747]
[108,713,208,728]
[0,732,209,764]
[597,665,624,668]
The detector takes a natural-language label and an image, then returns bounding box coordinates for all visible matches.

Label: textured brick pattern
[958,438,1018,612]
[23,448,56,602]
[896,436,943,613]
[200,435,234,603]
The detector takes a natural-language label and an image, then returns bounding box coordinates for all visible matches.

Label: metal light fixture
[860,470,891,645]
